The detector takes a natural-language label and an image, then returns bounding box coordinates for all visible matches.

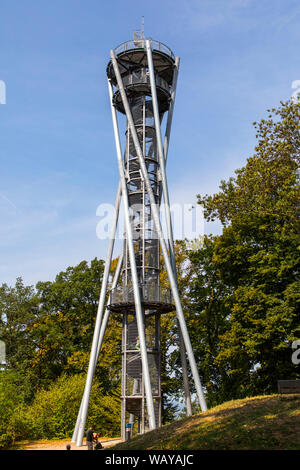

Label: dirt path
[20,438,121,450]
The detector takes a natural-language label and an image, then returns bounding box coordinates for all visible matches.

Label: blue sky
[0,0,299,287]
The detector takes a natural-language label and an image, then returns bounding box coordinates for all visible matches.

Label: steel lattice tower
[73,31,207,446]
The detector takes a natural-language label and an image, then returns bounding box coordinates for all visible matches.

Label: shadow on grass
[112,395,300,450]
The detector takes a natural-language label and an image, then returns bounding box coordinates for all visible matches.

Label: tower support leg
[76,183,122,446]
[72,253,123,442]
[110,49,207,413]
[178,327,193,415]
[163,56,180,163]
[108,77,157,431]
[146,42,192,416]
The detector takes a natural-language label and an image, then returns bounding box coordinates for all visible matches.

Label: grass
[11,437,121,450]
[112,394,300,450]
[9,439,71,450]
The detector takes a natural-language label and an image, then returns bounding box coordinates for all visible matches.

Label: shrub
[0,371,25,449]
[9,374,121,441]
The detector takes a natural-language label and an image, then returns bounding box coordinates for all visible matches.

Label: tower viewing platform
[106,38,175,114]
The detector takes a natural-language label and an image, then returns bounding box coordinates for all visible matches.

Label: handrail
[114,68,170,95]
[110,284,173,305]
[114,39,175,61]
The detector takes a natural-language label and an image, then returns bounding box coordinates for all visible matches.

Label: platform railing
[116,68,170,94]
[114,39,175,60]
[110,284,173,305]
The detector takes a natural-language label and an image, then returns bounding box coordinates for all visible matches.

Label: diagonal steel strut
[72,252,123,443]
[75,181,122,446]
[108,77,157,431]
[145,43,192,416]
[110,48,207,413]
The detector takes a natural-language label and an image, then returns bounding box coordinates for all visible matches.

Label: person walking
[86,424,95,450]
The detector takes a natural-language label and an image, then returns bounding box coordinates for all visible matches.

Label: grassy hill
[112,395,300,450]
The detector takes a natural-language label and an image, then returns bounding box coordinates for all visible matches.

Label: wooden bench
[277,380,300,394]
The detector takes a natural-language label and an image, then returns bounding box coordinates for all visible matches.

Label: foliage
[36,258,105,339]
[194,99,300,398]
[159,241,195,420]
[35,258,122,392]
[0,371,26,448]
[4,374,120,446]
[0,258,122,446]
[0,279,39,400]
[0,99,299,445]
[186,237,232,406]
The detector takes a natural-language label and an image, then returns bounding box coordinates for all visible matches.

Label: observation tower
[73,29,207,446]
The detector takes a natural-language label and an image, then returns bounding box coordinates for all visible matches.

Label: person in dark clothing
[86,425,95,450]
[94,433,103,450]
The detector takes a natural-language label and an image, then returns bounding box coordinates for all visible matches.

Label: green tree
[187,237,232,406]
[196,99,300,397]
[0,371,26,448]
[35,258,122,392]
[6,374,120,445]
[36,258,105,350]
[0,257,123,445]
[159,241,193,421]
[161,238,232,408]
[0,278,39,400]
[0,278,37,369]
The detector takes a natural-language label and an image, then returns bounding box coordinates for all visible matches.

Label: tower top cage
[106,38,175,115]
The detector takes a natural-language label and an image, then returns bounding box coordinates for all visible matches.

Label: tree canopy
[0,99,299,447]
[193,99,300,401]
